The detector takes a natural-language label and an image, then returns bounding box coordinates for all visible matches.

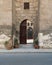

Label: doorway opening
[20,19,33,44]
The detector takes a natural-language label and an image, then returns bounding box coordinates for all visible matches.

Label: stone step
[20,44,33,48]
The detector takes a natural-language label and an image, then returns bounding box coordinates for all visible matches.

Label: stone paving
[0,48,52,53]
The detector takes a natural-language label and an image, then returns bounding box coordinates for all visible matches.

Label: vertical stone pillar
[33,0,40,40]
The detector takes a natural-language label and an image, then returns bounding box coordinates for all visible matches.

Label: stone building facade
[12,0,39,44]
[0,0,52,45]
[40,0,52,34]
[0,0,12,36]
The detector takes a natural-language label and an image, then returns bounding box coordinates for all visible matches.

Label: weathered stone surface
[38,33,43,47]
[0,34,10,49]
[38,33,52,48]
[40,0,52,33]
[0,0,52,34]
[12,0,39,42]
[0,0,52,48]
[0,0,12,35]
[0,0,12,25]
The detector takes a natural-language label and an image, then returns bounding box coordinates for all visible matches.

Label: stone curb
[0,49,52,53]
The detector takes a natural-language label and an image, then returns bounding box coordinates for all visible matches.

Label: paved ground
[0,53,52,65]
[0,48,52,53]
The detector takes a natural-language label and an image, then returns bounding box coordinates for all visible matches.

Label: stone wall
[40,0,52,34]
[0,0,52,37]
[0,0,12,36]
[13,0,39,40]
[0,25,12,36]
[38,33,52,48]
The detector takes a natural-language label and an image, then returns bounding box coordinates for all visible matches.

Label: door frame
[20,19,27,44]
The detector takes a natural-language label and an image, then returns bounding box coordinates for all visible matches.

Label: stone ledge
[0,49,52,53]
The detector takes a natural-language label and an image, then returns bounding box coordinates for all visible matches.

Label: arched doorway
[20,19,33,44]
[20,19,27,44]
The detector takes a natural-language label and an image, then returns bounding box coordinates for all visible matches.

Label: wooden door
[20,20,27,44]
